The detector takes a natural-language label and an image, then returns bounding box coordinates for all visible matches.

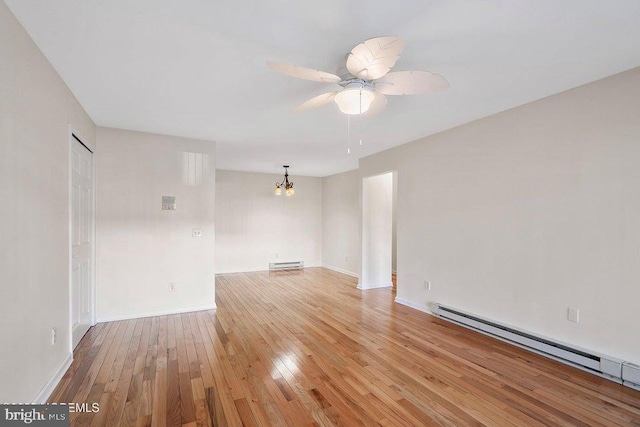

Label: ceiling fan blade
[346,36,405,81]
[362,93,387,117]
[292,92,338,112]
[374,71,450,95]
[267,61,341,83]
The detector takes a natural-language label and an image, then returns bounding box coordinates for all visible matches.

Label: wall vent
[269,261,304,271]
[434,304,626,385]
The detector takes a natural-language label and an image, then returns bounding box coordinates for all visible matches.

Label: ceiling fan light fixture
[268,36,450,118]
[334,85,375,115]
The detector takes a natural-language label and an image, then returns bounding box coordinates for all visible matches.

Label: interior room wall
[0,2,96,402]
[360,172,394,289]
[322,169,360,276]
[95,127,216,321]
[215,170,322,273]
[359,67,640,363]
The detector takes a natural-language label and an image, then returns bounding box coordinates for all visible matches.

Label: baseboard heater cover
[623,362,640,391]
[269,261,304,271]
[434,304,626,384]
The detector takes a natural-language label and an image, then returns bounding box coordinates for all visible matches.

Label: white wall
[360,172,393,289]
[216,170,322,273]
[96,127,216,321]
[360,67,640,363]
[0,2,96,402]
[322,169,360,276]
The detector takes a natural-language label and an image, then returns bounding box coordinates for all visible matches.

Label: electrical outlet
[51,327,57,345]
[567,307,579,323]
[192,228,202,238]
[275,253,279,258]
[424,280,431,291]
[169,282,175,292]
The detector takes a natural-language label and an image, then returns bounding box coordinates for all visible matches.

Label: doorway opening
[70,131,95,350]
[359,171,396,290]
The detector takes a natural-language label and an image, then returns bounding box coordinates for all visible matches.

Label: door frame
[68,125,96,353]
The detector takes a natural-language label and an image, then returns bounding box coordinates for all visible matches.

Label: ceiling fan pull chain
[347,115,351,154]
[356,88,363,146]
[358,88,362,146]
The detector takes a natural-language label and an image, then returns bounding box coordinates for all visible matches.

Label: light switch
[192,228,202,238]
[567,307,579,323]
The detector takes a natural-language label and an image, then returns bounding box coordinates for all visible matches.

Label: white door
[71,136,94,348]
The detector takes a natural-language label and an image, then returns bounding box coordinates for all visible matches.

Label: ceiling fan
[267,36,450,116]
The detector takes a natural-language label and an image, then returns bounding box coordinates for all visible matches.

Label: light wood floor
[51,268,640,426]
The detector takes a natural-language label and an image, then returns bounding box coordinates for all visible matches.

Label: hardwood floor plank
[190,377,212,427]
[95,321,127,385]
[139,379,152,418]
[194,313,243,427]
[178,373,196,425]
[121,373,144,427]
[47,268,640,426]
[105,319,144,426]
[166,359,182,427]
[233,398,257,426]
[152,350,168,427]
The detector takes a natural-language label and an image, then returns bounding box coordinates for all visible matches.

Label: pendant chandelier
[274,165,295,196]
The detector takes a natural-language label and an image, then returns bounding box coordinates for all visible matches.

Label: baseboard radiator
[434,304,639,389]
[269,261,304,271]
[623,362,640,391]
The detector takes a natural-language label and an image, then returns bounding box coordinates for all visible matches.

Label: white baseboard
[322,264,359,278]
[33,352,73,403]
[216,263,322,275]
[216,269,265,275]
[357,281,392,290]
[394,297,434,316]
[97,303,217,323]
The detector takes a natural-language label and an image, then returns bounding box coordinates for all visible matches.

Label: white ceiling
[6,0,640,177]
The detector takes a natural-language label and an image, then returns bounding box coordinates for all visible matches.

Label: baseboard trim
[322,264,359,278]
[216,263,322,275]
[357,281,392,290]
[33,352,73,403]
[394,297,433,316]
[97,304,217,323]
